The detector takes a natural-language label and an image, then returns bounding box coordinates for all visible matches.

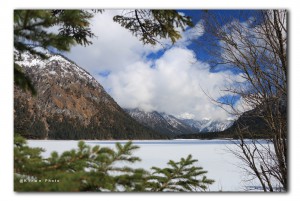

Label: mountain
[124,108,197,135]
[220,108,272,138]
[180,118,234,133]
[175,108,274,139]
[125,108,233,135]
[14,51,165,140]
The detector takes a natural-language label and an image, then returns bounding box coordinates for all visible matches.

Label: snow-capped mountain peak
[125,108,234,135]
[15,50,95,84]
[179,118,234,133]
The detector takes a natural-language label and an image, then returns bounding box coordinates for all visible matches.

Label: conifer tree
[113,10,193,45]
[146,155,214,192]
[14,135,214,192]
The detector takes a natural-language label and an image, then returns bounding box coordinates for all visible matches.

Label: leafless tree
[198,10,287,191]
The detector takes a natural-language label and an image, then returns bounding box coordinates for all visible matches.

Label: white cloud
[99,46,244,120]
[233,97,254,114]
[65,10,165,74]
[175,20,205,47]
[66,10,245,121]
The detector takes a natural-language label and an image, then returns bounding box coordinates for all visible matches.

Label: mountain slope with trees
[14,51,166,140]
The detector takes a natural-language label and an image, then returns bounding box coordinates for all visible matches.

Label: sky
[65,10,249,121]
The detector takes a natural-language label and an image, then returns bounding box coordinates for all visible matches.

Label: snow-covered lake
[27,139,265,192]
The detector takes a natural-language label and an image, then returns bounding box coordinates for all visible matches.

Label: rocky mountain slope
[14,51,165,140]
[125,108,233,135]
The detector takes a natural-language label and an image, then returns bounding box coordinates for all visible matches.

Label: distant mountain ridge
[175,106,278,140]
[124,108,197,135]
[14,51,165,140]
[180,118,234,133]
[124,108,233,135]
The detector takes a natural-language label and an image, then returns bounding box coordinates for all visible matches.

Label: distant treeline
[174,130,269,140]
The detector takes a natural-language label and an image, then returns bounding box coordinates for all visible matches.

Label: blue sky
[65,10,252,121]
[180,10,259,67]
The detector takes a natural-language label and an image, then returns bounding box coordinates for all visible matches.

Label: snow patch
[15,50,97,84]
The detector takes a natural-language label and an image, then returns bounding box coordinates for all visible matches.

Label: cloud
[65,10,163,74]
[175,20,205,47]
[100,46,244,120]
[66,10,245,121]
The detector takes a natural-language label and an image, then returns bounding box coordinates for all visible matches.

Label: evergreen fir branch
[147,154,214,192]
[14,63,37,96]
[14,136,213,192]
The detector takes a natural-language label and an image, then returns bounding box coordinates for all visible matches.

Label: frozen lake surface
[27,139,265,192]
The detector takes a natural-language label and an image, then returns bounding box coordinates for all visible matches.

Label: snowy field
[27,139,265,192]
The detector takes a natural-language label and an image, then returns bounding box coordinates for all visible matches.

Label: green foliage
[14,63,37,96]
[113,10,193,45]
[14,10,95,54]
[146,155,214,192]
[14,135,45,176]
[14,9,192,55]
[14,136,213,192]
[14,10,95,94]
